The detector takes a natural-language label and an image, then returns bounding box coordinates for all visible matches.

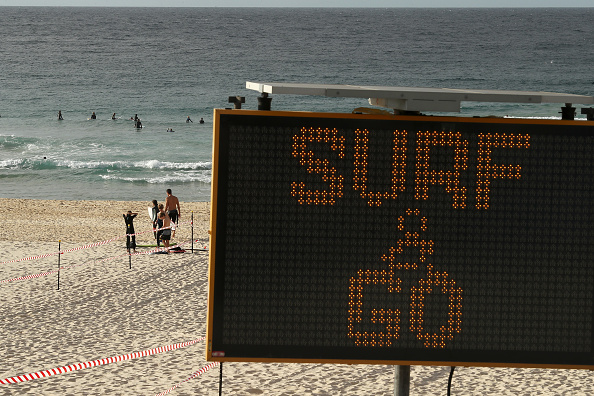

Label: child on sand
[159,212,171,251]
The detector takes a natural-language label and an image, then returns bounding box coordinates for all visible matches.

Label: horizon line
[1,5,593,8]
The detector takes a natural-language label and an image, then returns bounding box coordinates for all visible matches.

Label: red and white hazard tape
[0,220,193,266]
[0,239,207,284]
[0,250,62,265]
[0,269,60,284]
[132,220,193,239]
[0,233,125,266]
[59,234,126,255]
[128,238,207,257]
[155,362,220,396]
[1,259,103,284]
[0,337,205,385]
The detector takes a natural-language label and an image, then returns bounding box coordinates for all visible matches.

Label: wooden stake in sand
[57,240,61,290]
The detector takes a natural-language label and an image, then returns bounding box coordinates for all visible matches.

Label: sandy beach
[1,198,594,395]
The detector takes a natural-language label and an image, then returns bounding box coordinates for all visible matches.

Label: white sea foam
[0,158,25,168]
[136,160,211,170]
[53,159,211,170]
[99,171,211,184]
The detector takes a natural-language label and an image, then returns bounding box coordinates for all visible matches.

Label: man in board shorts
[165,188,181,238]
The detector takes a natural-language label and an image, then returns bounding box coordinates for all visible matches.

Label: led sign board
[207,109,594,368]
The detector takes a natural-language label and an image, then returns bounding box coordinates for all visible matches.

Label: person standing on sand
[155,204,166,248]
[159,212,171,251]
[165,188,181,238]
[157,203,168,247]
[149,200,159,244]
[123,210,138,253]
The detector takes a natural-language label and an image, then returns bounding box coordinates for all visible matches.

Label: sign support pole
[57,240,61,290]
[218,362,223,396]
[447,366,456,396]
[394,365,410,396]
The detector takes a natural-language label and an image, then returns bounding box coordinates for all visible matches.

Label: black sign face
[207,110,594,368]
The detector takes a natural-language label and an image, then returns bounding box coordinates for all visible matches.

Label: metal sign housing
[207,109,594,368]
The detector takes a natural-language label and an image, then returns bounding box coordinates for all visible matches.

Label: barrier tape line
[0,235,125,266]
[155,362,220,396]
[128,220,192,239]
[0,270,60,284]
[101,236,208,264]
[101,238,198,262]
[0,220,193,266]
[0,239,208,284]
[0,337,205,385]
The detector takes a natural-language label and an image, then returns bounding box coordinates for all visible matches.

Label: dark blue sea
[1,7,593,201]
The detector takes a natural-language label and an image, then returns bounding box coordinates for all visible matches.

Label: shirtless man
[164,188,181,238]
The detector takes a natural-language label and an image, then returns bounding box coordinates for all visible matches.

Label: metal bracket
[228,96,245,109]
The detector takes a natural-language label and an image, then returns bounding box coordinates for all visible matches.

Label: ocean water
[1,7,593,201]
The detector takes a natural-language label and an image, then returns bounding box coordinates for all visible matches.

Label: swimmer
[186,115,193,123]
[199,117,204,124]
[58,110,63,120]
[112,112,116,120]
[90,112,96,119]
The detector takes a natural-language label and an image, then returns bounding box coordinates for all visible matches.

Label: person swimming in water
[90,112,96,119]
[186,115,193,123]
[58,110,63,120]
[112,113,117,120]
[199,117,204,124]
